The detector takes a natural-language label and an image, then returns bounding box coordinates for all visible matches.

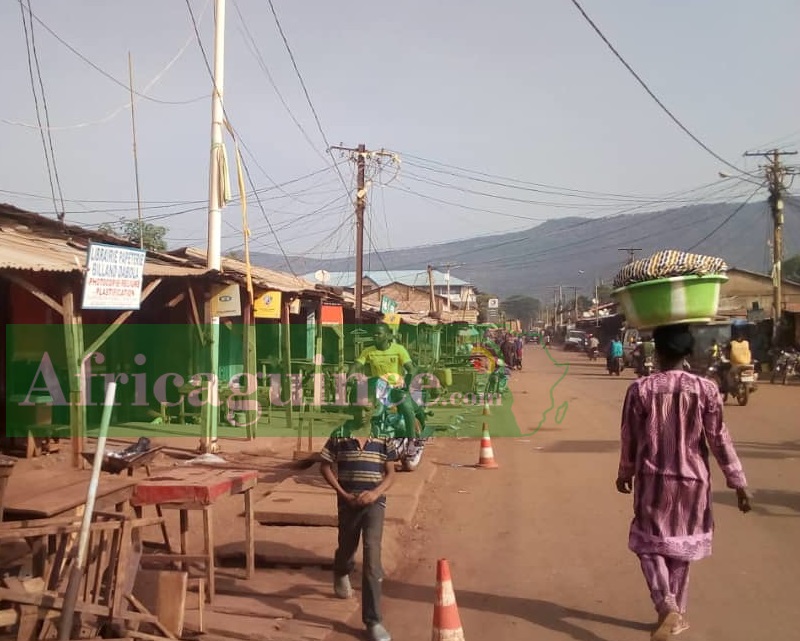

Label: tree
[501,295,541,324]
[595,283,614,304]
[98,219,168,252]
[577,295,593,311]
[783,255,800,283]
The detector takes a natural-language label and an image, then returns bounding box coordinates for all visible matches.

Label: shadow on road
[539,439,620,453]
[735,440,800,461]
[383,580,651,641]
[713,488,800,517]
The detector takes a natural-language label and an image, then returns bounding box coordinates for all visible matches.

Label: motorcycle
[772,349,799,385]
[587,346,599,361]
[370,377,433,472]
[709,357,757,406]
[637,355,655,377]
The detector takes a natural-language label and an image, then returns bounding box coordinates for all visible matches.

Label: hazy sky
[2,0,798,266]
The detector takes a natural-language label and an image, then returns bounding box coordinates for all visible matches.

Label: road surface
[329,345,800,641]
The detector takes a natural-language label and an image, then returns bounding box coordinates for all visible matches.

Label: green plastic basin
[611,274,728,329]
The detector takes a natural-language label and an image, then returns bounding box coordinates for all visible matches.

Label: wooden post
[242,291,257,439]
[281,299,294,434]
[62,287,86,469]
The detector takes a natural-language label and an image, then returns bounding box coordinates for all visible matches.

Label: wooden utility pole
[328,145,399,323]
[618,247,642,264]
[744,148,798,345]
[427,265,436,313]
[355,144,366,323]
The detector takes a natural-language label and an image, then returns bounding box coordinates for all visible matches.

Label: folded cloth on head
[613,250,727,289]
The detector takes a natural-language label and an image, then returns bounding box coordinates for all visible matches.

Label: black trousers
[334,500,386,625]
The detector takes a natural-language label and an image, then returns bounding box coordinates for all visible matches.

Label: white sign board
[82,242,146,310]
[487,298,500,309]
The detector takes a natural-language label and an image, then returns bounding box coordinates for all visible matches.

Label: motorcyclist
[723,332,752,389]
[588,334,600,352]
[349,323,420,437]
[634,336,656,374]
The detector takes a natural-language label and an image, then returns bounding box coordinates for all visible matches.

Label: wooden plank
[0,588,156,624]
[62,287,86,469]
[125,594,177,640]
[2,475,136,519]
[0,607,19,627]
[3,274,64,316]
[132,571,187,638]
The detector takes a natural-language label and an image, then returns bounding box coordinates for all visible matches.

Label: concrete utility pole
[744,148,798,345]
[329,145,399,323]
[201,0,227,454]
[618,247,642,264]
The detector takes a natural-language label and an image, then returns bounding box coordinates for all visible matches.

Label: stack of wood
[0,512,189,641]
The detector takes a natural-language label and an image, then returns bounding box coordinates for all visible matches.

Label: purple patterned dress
[618,370,747,561]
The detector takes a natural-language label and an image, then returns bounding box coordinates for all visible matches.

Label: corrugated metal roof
[176,247,320,293]
[0,204,211,277]
[301,269,471,288]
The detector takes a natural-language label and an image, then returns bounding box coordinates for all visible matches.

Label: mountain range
[248,197,800,300]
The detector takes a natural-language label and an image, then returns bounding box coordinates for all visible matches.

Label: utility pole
[329,145,399,323]
[426,265,436,313]
[744,148,798,345]
[618,247,642,264]
[201,0,226,454]
[127,53,143,249]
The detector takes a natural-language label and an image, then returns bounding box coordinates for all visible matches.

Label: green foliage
[98,219,168,252]
[783,254,800,282]
[501,295,541,322]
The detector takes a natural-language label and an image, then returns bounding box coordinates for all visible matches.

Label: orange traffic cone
[477,424,499,469]
[432,559,465,641]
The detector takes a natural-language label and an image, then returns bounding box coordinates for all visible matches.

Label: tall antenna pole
[202,0,227,453]
[128,52,143,249]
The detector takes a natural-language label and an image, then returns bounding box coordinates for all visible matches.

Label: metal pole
[202,0,226,452]
[355,144,366,324]
[58,383,117,640]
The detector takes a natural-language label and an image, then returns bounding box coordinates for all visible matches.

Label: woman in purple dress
[616,323,752,640]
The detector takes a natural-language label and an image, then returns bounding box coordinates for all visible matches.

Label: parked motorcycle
[370,377,433,472]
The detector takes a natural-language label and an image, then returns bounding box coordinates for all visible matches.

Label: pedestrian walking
[616,323,751,641]
[320,421,397,641]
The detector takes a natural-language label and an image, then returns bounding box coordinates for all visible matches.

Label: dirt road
[329,345,800,641]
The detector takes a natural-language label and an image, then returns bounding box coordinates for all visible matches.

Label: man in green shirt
[349,324,419,437]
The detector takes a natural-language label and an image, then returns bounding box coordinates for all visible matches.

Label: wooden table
[2,467,137,520]
[131,467,258,602]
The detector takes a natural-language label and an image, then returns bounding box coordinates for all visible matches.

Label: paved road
[329,345,800,641]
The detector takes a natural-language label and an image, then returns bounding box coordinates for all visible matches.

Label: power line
[25,0,65,219]
[231,0,328,164]
[686,184,765,251]
[18,1,59,220]
[567,0,755,178]
[264,0,352,200]
[16,0,207,106]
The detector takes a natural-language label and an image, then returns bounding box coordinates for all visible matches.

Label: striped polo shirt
[320,435,398,505]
